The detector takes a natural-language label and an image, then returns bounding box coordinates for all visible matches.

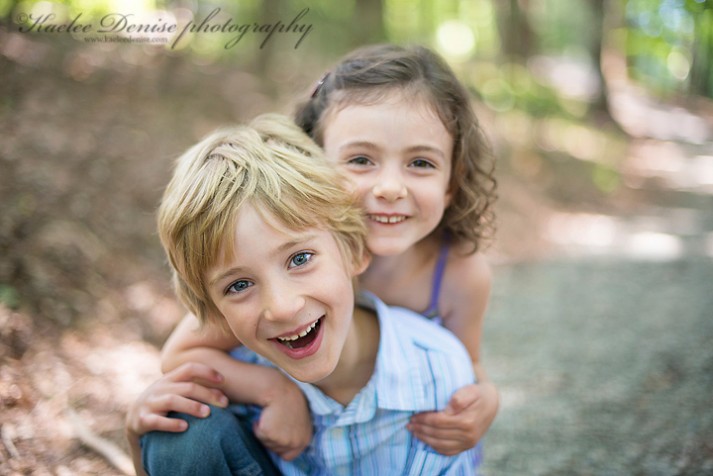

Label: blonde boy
[130,114,477,475]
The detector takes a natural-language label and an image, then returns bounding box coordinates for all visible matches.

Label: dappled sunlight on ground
[544,211,694,260]
[624,140,713,193]
[610,86,712,144]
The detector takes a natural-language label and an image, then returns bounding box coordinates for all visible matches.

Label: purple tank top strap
[422,237,450,319]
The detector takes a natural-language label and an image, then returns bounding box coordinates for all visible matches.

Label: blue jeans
[141,405,281,476]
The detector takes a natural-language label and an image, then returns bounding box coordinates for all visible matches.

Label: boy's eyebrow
[209,266,245,286]
[208,233,318,286]
[274,233,318,254]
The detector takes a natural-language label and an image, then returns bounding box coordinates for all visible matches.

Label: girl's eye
[347,156,373,166]
[410,158,435,169]
[289,252,314,269]
[227,280,252,294]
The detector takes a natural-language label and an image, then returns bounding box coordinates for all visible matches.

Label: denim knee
[141,405,278,476]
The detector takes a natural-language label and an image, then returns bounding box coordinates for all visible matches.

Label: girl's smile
[322,94,453,257]
[367,213,409,225]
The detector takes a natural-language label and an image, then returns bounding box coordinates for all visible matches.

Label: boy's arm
[160,313,313,460]
[408,252,499,455]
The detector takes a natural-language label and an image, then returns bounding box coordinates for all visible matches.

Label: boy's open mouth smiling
[274,317,323,352]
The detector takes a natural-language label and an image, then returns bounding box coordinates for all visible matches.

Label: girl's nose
[372,175,407,202]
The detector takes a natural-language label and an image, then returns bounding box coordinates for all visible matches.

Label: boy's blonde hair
[158,114,367,326]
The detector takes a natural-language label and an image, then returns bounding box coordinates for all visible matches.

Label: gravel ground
[480,257,713,475]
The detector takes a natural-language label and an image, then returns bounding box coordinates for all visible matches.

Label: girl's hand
[125,362,228,440]
[253,378,313,461]
[407,382,499,456]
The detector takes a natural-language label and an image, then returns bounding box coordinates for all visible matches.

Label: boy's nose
[261,283,305,323]
[372,176,407,202]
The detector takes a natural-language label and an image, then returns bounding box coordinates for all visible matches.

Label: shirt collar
[292,292,434,418]
[359,291,432,412]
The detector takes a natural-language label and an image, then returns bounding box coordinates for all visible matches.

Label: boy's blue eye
[289,252,314,268]
[227,280,252,294]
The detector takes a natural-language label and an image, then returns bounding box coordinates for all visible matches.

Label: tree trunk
[689,8,712,98]
[494,0,535,63]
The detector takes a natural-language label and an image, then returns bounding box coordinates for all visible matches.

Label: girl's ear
[445,188,453,207]
[444,165,455,208]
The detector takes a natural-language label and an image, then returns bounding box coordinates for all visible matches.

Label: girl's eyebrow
[338,140,379,151]
[405,145,446,159]
[208,233,318,286]
[339,141,446,159]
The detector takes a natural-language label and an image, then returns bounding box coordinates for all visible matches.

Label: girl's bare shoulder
[440,247,492,321]
[429,247,493,361]
[445,246,492,293]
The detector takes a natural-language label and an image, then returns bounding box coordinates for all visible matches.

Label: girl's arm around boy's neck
[161,313,300,407]
[441,250,500,439]
[438,250,492,363]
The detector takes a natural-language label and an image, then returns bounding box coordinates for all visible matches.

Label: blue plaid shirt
[232,292,477,475]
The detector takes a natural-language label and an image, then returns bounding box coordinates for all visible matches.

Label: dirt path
[482,258,713,474]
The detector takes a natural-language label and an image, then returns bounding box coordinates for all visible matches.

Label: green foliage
[592,163,622,194]
[2,0,709,97]
[468,61,584,119]
[625,0,702,95]
[530,0,597,53]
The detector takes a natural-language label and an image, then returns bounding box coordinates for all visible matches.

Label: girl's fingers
[176,381,228,407]
[410,429,466,455]
[410,411,461,428]
[138,412,190,433]
[410,410,474,431]
[152,381,228,409]
[152,390,221,417]
[168,362,224,385]
[408,421,466,441]
[129,363,230,439]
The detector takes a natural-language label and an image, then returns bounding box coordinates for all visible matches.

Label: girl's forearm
[164,346,295,406]
[472,361,500,420]
[159,314,298,406]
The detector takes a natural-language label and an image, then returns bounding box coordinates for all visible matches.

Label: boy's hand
[407,382,498,456]
[253,379,313,461]
[125,362,228,440]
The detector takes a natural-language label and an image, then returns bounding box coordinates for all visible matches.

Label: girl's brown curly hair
[295,44,497,253]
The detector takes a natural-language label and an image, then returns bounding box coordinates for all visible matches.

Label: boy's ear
[352,251,371,276]
[203,308,233,336]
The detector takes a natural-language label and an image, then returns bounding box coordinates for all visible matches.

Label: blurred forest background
[1,0,712,474]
